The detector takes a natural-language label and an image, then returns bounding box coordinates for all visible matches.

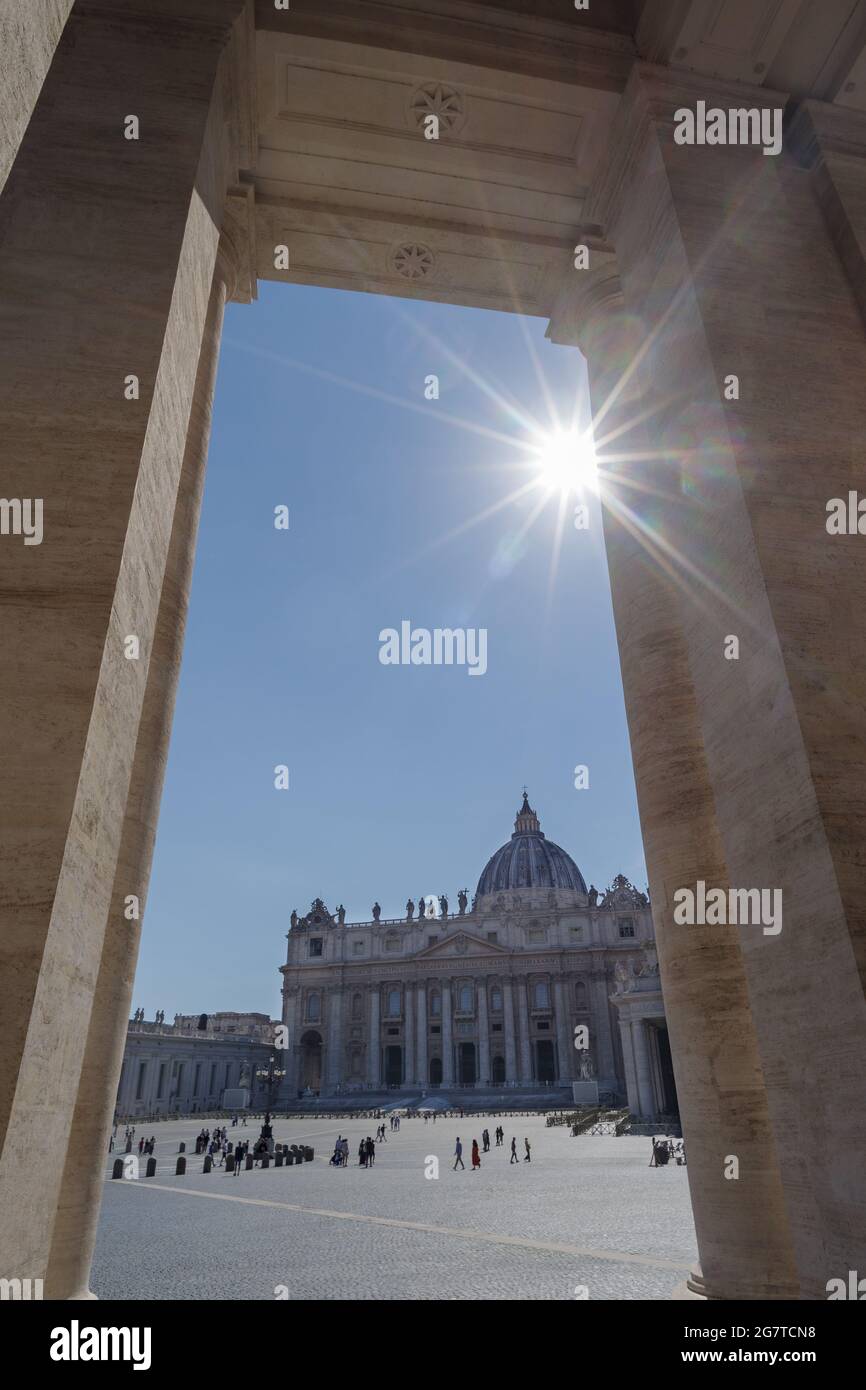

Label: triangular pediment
[414,929,509,960]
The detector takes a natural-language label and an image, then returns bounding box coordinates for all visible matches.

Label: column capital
[217,182,257,303]
[546,239,623,353]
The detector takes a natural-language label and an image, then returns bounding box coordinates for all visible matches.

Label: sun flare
[530,428,598,495]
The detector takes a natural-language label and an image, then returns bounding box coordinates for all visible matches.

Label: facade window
[309,937,323,957]
[487,931,498,943]
[208,1063,216,1093]
[490,987,502,1012]
[176,1063,184,1096]
[387,987,401,1017]
[427,935,439,947]
[492,1023,502,1033]
[387,1026,399,1036]
[537,1020,550,1031]
[458,984,473,1012]
[619,918,635,938]
[307,992,321,1023]
[528,928,545,943]
[385,934,400,952]
[135,1061,147,1101]
[431,1025,441,1035]
[430,992,441,1016]
[533,981,550,1009]
[193,1063,201,1096]
[570,925,583,939]
[574,980,588,1008]
[353,940,365,954]
[352,993,362,1020]
[157,1063,166,1099]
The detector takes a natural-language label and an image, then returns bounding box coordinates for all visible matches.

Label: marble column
[416,983,428,1089]
[327,989,344,1092]
[281,989,299,1099]
[589,973,617,1091]
[502,979,518,1084]
[618,1014,640,1117]
[582,62,866,1298]
[515,979,532,1083]
[0,0,248,1295]
[404,983,415,1087]
[441,980,454,1086]
[368,989,381,1089]
[554,978,573,1085]
[476,979,490,1086]
[630,1020,656,1119]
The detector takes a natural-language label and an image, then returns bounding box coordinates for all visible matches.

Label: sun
[530,427,598,495]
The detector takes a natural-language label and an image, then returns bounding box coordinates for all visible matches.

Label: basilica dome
[475,793,587,898]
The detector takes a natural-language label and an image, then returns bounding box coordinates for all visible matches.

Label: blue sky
[133,280,647,1020]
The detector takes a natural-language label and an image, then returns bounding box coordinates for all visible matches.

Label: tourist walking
[453,1137,465,1170]
[471,1139,481,1171]
[482,1128,490,1153]
[524,1137,531,1163]
[359,1139,367,1168]
[510,1137,518,1164]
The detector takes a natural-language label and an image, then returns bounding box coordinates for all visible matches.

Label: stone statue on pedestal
[337,904,346,924]
[457,889,468,914]
[372,902,381,921]
[406,898,414,920]
[439,894,448,916]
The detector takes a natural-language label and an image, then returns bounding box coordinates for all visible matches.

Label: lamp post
[255,1053,287,1126]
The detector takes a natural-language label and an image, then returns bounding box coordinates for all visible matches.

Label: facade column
[403,982,415,1087]
[476,978,490,1086]
[554,977,573,1086]
[630,1020,656,1119]
[281,989,299,1100]
[579,62,866,1298]
[589,972,617,1092]
[367,988,381,1089]
[0,0,249,1296]
[617,1013,640,1116]
[440,980,454,1086]
[502,979,518,1084]
[515,979,532,1083]
[326,989,344,1093]
[416,982,428,1089]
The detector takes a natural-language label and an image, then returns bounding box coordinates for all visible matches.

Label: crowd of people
[650,1137,686,1167]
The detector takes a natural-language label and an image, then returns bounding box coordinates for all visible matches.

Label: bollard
[303,1147,314,1162]
[178,1142,186,1154]
[203,1155,213,1173]
[284,1152,294,1166]
[176,1156,186,1175]
[226,1154,235,1172]
[261,1155,269,1169]
[245,1154,254,1170]
[112,1159,124,1180]
[146,1157,157,1177]
[275,1153,283,1167]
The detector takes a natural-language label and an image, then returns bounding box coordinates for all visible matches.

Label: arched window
[490,987,502,1012]
[387,987,401,1018]
[533,980,550,1009]
[352,992,362,1020]
[574,979,588,1009]
[430,991,441,1016]
[459,984,473,1012]
[307,991,320,1023]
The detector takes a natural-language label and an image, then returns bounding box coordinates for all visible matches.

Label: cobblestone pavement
[93,1115,697,1300]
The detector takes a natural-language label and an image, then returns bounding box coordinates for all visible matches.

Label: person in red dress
[471,1139,481,1171]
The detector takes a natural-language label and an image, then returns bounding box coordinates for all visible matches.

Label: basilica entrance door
[300,1031,323,1092]
[385,1045,402,1087]
[429,1057,442,1086]
[491,1055,505,1084]
[536,1039,556,1084]
[459,1042,476,1085]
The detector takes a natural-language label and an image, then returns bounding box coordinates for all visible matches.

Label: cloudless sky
[133,281,647,1020]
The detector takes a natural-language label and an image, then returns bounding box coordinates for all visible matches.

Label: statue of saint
[439,894,448,917]
[337,904,346,924]
[372,902,381,921]
[577,1051,596,1081]
[588,885,598,908]
[290,909,298,929]
[457,889,468,914]
[406,899,415,920]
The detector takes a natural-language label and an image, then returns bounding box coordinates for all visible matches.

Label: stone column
[515,979,532,1083]
[368,989,381,1089]
[630,1020,656,1119]
[327,989,344,1093]
[554,977,572,1085]
[441,980,454,1086]
[416,982,428,1088]
[0,0,248,1295]
[589,972,617,1091]
[281,989,299,1100]
[476,978,490,1086]
[0,0,74,193]
[502,979,518,1084]
[581,62,866,1298]
[403,982,415,1087]
[617,1012,640,1116]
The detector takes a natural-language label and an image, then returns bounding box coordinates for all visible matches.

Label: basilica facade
[278,795,675,1115]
